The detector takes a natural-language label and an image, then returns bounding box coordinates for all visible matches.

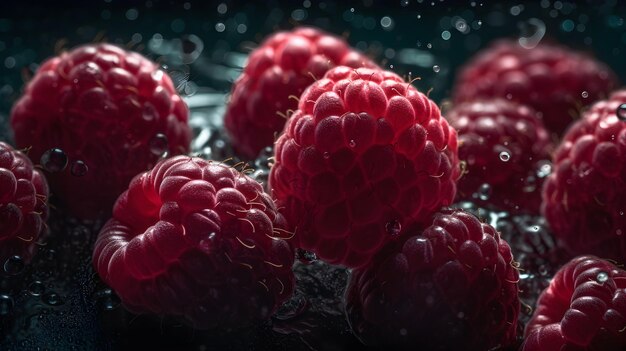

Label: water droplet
[538,265,548,276]
[323,152,330,159]
[40,148,68,172]
[617,104,626,121]
[349,140,356,148]
[477,183,492,201]
[0,295,14,316]
[296,249,317,264]
[499,151,511,162]
[581,91,589,98]
[536,162,552,178]
[208,232,216,241]
[149,133,169,156]
[95,289,121,311]
[3,255,24,275]
[385,220,402,235]
[28,281,45,296]
[596,271,609,283]
[43,292,63,306]
[432,65,440,73]
[70,160,88,177]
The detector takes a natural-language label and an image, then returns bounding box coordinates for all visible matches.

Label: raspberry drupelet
[453,40,618,135]
[225,27,377,159]
[0,142,49,263]
[11,43,192,219]
[523,256,626,351]
[543,90,626,263]
[93,156,295,329]
[345,209,520,350]
[269,66,459,268]
[447,99,552,213]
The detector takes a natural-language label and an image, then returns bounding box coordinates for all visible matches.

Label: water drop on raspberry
[323,152,330,159]
[349,140,356,148]
[70,160,88,177]
[499,151,511,162]
[596,271,609,283]
[581,90,589,98]
[0,295,14,316]
[617,103,626,121]
[3,255,24,275]
[149,133,169,156]
[385,220,402,235]
[40,148,68,172]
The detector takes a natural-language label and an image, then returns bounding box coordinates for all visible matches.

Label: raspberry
[268,66,459,268]
[225,27,377,159]
[11,43,192,219]
[453,40,618,135]
[0,142,49,262]
[447,99,552,213]
[523,256,626,350]
[542,90,626,262]
[92,156,295,329]
[345,209,520,349]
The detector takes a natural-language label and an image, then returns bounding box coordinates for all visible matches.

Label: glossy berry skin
[268,66,459,268]
[93,156,295,329]
[447,99,552,213]
[11,43,192,219]
[453,40,618,135]
[225,27,377,159]
[0,142,49,262]
[523,256,626,351]
[542,90,626,263]
[345,209,520,350]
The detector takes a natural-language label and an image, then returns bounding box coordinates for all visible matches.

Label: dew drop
[3,255,24,275]
[349,140,356,148]
[70,160,88,177]
[432,65,440,73]
[40,148,68,172]
[385,220,402,235]
[477,183,492,201]
[323,152,330,159]
[149,133,169,156]
[581,91,589,98]
[43,291,64,306]
[28,281,45,296]
[0,295,14,316]
[499,151,511,162]
[596,271,609,283]
[617,103,626,121]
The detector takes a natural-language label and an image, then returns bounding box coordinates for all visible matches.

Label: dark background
[0,1,625,350]
[1,0,626,141]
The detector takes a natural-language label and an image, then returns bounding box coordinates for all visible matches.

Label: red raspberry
[447,99,552,213]
[0,142,49,262]
[93,155,295,329]
[542,90,626,262]
[268,66,459,268]
[225,27,377,159]
[523,256,626,350]
[10,43,192,219]
[345,209,520,349]
[453,40,618,135]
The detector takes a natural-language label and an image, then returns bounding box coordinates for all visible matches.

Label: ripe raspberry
[523,256,626,351]
[447,99,552,213]
[225,27,377,159]
[542,90,626,262]
[0,142,49,262]
[93,155,295,329]
[11,43,192,219]
[268,66,459,268]
[345,209,520,350]
[453,40,618,135]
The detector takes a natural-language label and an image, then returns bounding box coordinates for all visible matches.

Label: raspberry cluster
[11,43,192,219]
[269,66,459,268]
[225,27,377,159]
[93,156,295,329]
